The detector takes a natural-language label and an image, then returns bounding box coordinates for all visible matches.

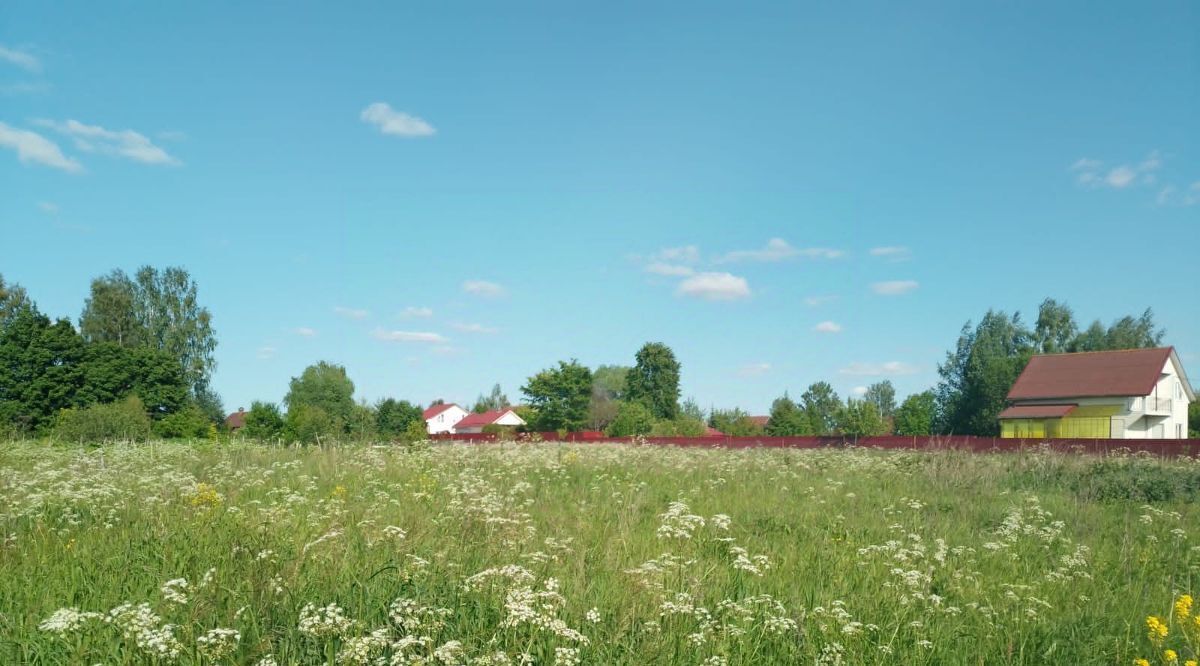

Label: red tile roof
[225,409,246,430]
[423,403,461,420]
[997,404,1077,419]
[455,409,515,429]
[1007,347,1173,400]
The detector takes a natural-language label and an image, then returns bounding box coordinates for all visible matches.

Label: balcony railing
[1144,397,1173,414]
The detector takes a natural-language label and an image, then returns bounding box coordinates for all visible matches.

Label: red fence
[429,432,1200,456]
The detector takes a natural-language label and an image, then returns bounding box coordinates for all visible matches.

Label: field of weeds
[2,440,1200,665]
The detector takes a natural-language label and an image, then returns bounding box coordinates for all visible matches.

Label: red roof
[423,403,461,420]
[1007,347,1174,400]
[998,404,1077,419]
[748,416,770,427]
[455,409,516,429]
[225,409,246,430]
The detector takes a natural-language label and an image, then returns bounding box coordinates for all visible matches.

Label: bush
[54,396,152,443]
[152,403,211,439]
[605,401,655,437]
[285,405,336,444]
[402,419,429,444]
[242,401,285,440]
[1072,459,1200,503]
[650,416,707,436]
[482,424,518,438]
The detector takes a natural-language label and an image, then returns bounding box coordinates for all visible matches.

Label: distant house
[225,408,247,433]
[1000,347,1194,439]
[424,403,469,434]
[747,416,770,429]
[453,408,527,434]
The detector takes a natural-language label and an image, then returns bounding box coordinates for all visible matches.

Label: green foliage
[521,360,593,432]
[1072,459,1200,503]
[709,408,763,436]
[588,366,630,430]
[837,398,889,438]
[472,384,510,414]
[862,381,896,420]
[242,401,285,440]
[481,423,518,438]
[376,399,423,438]
[53,396,152,443]
[79,266,218,398]
[625,342,681,420]
[801,381,842,435]
[1190,400,1200,438]
[347,402,377,440]
[77,342,189,418]
[894,391,936,436]
[766,394,810,436]
[605,401,655,437]
[649,416,708,437]
[284,404,337,443]
[1033,298,1077,353]
[152,403,211,439]
[1071,309,1164,352]
[284,361,355,433]
[0,273,31,331]
[403,419,429,443]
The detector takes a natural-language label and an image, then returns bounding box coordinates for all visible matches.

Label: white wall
[426,405,468,434]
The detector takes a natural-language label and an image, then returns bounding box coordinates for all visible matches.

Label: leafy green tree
[650,416,707,436]
[935,311,1032,436]
[838,398,888,438]
[54,396,152,443]
[285,404,337,443]
[521,360,593,432]
[284,361,355,433]
[403,419,429,443]
[625,342,681,420]
[765,394,810,436]
[153,403,211,439]
[376,398,423,438]
[1189,399,1200,438]
[680,398,705,422]
[0,306,87,432]
[472,384,510,413]
[79,266,218,398]
[605,401,655,436]
[1069,309,1163,352]
[862,381,896,420]
[348,401,378,440]
[894,391,936,436]
[242,401,285,440]
[709,408,763,436]
[77,342,189,418]
[588,365,631,430]
[801,382,843,435]
[0,273,31,331]
[1034,298,1077,353]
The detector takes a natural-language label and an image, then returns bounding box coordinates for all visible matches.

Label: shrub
[242,401,285,440]
[605,401,655,437]
[54,396,152,443]
[1072,459,1200,503]
[285,405,336,444]
[152,404,211,439]
[481,424,518,438]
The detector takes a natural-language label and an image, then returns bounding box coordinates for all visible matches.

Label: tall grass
[2,440,1198,664]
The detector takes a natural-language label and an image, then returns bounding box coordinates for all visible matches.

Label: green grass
[2,440,1199,664]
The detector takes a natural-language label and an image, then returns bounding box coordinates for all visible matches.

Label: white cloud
[462,280,506,298]
[656,245,701,264]
[1071,151,1161,190]
[333,306,369,320]
[871,280,919,296]
[839,361,919,377]
[645,262,695,277]
[803,294,837,307]
[452,322,497,334]
[0,122,82,172]
[34,118,179,165]
[371,328,448,344]
[677,272,751,301]
[869,246,911,261]
[399,306,433,318]
[294,327,317,337]
[719,238,843,263]
[852,386,868,396]
[1105,166,1136,189]
[256,346,276,360]
[360,102,436,137]
[737,362,772,377]
[0,45,39,72]
[813,321,842,333]
[38,201,58,214]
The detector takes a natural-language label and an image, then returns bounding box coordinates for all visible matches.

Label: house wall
[426,406,468,434]
[493,411,526,427]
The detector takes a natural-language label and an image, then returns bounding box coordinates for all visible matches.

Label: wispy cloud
[677,272,751,301]
[399,306,433,318]
[1071,151,1161,190]
[256,346,276,360]
[871,280,919,296]
[869,246,911,261]
[0,122,82,172]
[360,102,436,137]
[645,262,695,277]
[719,238,843,263]
[333,306,369,320]
[1158,181,1200,207]
[451,322,498,334]
[803,294,837,307]
[851,386,868,396]
[656,245,701,264]
[0,81,52,96]
[737,362,772,377]
[371,328,448,344]
[294,327,317,337]
[839,361,919,377]
[462,280,506,298]
[0,45,39,72]
[34,118,179,165]
[813,321,842,333]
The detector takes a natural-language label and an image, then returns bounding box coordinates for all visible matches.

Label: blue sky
[2,2,1197,415]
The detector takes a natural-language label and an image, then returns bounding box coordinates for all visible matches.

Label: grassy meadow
[2,440,1200,665]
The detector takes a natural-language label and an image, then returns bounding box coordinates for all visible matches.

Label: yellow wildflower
[1164,650,1178,662]
[1176,594,1194,621]
[1148,616,1169,644]
[189,482,223,509]
[331,485,347,499]
[1134,659,1151,666]
[1184,660,1197,666]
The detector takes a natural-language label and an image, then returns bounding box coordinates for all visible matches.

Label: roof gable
[423,403,463,420]
[455,409,517,429]
[1007,347,1174,400]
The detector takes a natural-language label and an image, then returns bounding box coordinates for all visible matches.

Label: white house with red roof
[423,403,469,434]
[453,408,527,434]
